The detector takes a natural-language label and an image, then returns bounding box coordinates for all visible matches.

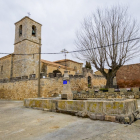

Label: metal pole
[65,53,66,70]
[38,39,41,97]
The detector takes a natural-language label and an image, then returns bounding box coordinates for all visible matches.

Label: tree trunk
[105,75,114,88]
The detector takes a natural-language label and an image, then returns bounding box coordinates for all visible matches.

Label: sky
[0,0,140,72]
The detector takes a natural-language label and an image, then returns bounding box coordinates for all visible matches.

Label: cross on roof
[27,12,31,17]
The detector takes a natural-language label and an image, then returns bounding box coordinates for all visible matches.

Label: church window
[19,25,22,36]
[1,66,3,73]
[32,25,36,36]
[88,76,91,86]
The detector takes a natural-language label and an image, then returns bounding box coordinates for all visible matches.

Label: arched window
[1,66,3,73]
[19,25,22,36]
[53,70,61,77]
[32,25,36,36]
[88,76,91,85]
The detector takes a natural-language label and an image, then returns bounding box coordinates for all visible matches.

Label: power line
[0,37,140,55]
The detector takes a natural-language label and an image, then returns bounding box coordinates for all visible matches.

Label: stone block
[115,115,125,123]
[72,91,77,94]
[67,100,85,112]
[132,87,139,92]
[120,88,127,92]
[89,89,94,93]
[124,117,129,123]
[42,99,54,110]
[57,100,85,112]
[90,114,97,120]
[105,115,116,122]
[87,101,103,114]
[108,88,114,93]
[61,94,67,99]
[81,90,86,94]
[128,114,134,124]
[134,95,139,99]
[96,114,105,121]
[57,100,67,110]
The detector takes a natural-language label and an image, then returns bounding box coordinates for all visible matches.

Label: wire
[0,37,140,55]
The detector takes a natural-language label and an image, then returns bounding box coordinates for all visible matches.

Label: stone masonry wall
[0,55,11,79]
[92,75,106,88]
[116,64,140,88]
[0,77,88,100]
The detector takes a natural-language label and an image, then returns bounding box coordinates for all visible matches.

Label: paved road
[0,100,140,140]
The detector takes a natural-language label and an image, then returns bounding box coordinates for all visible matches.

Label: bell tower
[12,16,42,78]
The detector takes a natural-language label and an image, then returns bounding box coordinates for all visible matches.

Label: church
[0,17,107,100]
[0,16,83,80]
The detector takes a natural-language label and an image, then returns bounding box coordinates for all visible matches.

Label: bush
[88,84,91,88]
[99,88,108,92]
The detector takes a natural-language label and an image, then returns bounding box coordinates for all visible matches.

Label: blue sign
[63,80,67,84]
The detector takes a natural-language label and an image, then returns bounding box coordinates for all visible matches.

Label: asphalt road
[0,99,140,140]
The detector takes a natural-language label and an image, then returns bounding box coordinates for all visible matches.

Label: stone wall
[24,98,139,124]
[92,75,106,88]
[13,40,40,78]
[0,76,88,100]
[116,64,140,88]
[0,55,11,79]
[73,88,140,99]
[74,91,140,99]
[82,68,106,88]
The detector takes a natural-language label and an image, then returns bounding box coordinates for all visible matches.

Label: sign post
[61,70,73,100]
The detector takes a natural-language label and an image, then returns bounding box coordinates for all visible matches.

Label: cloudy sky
[0,0,140,71]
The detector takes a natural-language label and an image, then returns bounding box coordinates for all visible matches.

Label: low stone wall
[24,98,139,124]
[73,90,140,100]
[0,77,88,100]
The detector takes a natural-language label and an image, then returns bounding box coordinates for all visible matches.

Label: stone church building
[0,16,83,80]
[0,17,107,100]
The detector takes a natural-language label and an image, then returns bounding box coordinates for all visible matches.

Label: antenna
[61,49,68,70]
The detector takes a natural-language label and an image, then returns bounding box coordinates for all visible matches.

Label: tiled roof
[15,16,42,26]
[41,59,75,71]
[53,59,83,64]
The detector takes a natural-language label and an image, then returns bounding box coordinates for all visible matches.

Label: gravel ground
[0,99,140,140]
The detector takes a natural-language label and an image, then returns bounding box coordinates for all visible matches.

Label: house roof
[41,59,75,71]
[53,59,83,64]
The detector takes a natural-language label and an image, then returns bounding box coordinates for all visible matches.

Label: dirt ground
[0,99,140,140]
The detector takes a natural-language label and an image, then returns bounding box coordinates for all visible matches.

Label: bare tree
[75,6,140,88]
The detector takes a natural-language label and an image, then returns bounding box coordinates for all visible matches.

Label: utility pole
[61,49,68,70]
[38,39,41,97]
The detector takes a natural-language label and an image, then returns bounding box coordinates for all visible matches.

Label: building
[116,63,140,88]
[0,17,107,100]
[0,16,83,80]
